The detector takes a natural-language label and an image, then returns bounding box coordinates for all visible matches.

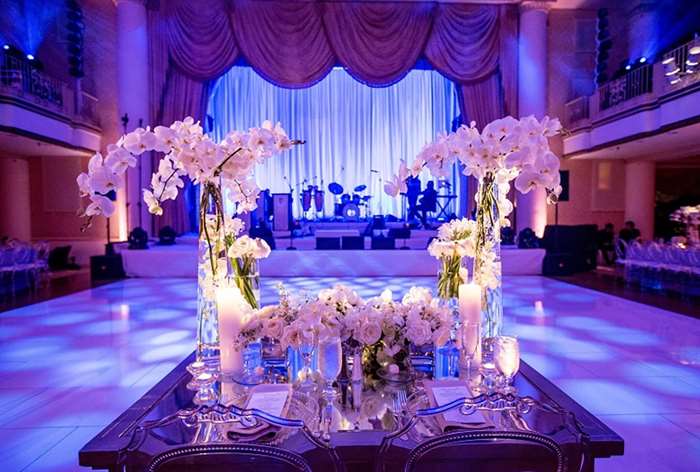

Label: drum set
[298,181,373,221]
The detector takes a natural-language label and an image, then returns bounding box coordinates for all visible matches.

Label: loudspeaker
[90,254,125,280]
[371,236,395,250]
[341,236,364,250]
[558,170,570,202]
[272,193,292,231]
[316,237,341,250]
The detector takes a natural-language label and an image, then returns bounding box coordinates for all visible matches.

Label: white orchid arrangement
[385,115,563,216]
[385,115,563,300]
[428,218,476,299]
[77,116,298,310]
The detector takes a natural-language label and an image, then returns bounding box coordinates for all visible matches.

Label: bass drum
[342,203,360,221]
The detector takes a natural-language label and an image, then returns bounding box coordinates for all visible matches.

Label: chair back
[131,403,341,472]
[147,443,311,472]
[404,430,565,472]
[376,394,588,472]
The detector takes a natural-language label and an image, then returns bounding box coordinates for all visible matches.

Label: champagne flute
[298,332,317,391]
[494,336,520,395]
[318,337,343,401]
[459,322,480,382]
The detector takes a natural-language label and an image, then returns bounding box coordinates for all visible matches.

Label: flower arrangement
[77,116,298,358]
[238,285,452,376]
[385,115,563,338]
[670,205,700,245]
[427,218,476,299]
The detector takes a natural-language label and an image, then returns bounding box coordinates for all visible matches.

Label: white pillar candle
[458,283,481,325]
[216,286,247,377]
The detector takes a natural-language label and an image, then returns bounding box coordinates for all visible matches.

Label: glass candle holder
[318,338,343,401]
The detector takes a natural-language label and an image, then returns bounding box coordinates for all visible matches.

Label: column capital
[520,0,553,14]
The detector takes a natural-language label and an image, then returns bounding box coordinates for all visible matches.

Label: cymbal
[354,184,367,192]
[328,182,344,195]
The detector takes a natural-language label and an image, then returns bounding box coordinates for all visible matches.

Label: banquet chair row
[616,240,700,296]
[133,396,589,472]
[0,241,50,296]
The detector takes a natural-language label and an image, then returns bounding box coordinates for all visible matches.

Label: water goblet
[494,335,520,395]
[318,337,343,401]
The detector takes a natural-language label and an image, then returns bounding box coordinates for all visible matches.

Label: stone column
[0,157,31,241]
[624,160,655,241]
[115,0,151,234]
[516,1,550,237]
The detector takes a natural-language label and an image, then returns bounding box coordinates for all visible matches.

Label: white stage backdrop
[207,66,459,217]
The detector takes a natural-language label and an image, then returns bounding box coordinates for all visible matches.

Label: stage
[116,242,545,278]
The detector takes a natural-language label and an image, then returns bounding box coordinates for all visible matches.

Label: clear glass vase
[437,256,465,300]
[474,174,503,344]
[233,258,260,309]
[196,184,225,362]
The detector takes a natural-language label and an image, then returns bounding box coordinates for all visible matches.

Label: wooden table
[79,353,623,471]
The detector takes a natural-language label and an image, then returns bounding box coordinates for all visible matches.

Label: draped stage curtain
[208,66,459,218]
[147,0,518,232]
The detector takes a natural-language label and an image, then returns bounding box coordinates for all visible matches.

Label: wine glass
[318,337,343,401]
[494,336,520,394]
[459,322,480,382]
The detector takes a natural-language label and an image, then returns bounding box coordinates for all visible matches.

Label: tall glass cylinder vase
[196,184,226,362]
[473,174,503,343]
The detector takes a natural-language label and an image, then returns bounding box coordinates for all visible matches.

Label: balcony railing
[0,50,98,127]
[564,95,589,127]
[598,63,653,111]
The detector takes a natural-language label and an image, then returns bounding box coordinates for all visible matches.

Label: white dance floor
[117,244,545,278]
[1,276,698,471]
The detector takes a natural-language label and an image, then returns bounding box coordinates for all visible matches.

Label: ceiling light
[687,58,699,67]
[625,64,632,71]
[639,57,647,63]
[2,44,9,50]
[662,56,675,64]
[26,53,34,60]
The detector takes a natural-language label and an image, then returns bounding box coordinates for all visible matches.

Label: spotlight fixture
[624,64,631,71]
[2,44,9,50]
[639,56,647,63]
[26,53,34,60]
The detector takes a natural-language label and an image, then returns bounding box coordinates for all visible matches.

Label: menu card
[245,383,291,418]
[424,380,489,431]
[227,383,292,439]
